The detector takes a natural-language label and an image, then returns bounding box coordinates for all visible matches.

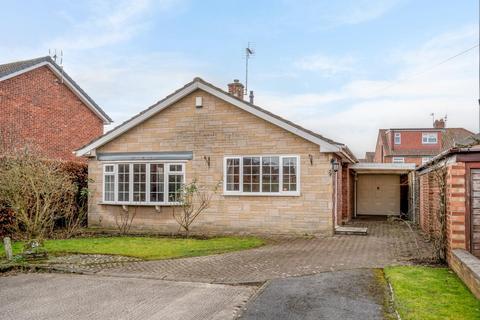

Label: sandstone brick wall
[88,89,335,236]
[0,66,104,161]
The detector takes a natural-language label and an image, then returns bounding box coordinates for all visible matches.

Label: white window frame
[422,132,438,144]
[223,155,300,196]
[103,164,116,202]
[101,161,186,206]
[394,132,401,145]
[392,157,405,163]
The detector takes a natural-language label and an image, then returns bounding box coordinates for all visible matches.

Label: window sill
[98,202,181,207]
[222,192,300,197]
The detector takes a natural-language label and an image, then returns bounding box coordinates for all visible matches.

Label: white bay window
[102,162,185,205]
[224,155,300,195]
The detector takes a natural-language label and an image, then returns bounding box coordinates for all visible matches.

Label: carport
[349,163,416,218]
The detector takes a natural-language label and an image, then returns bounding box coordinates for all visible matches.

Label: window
[103,165,115,202]
[422,132,438,144]
[118,164,130,202]
[224,155,300,195]
[422,157,433,165]
[102,162,185,205]
[282,157,297,192]
[392,157,405,163]
[262,157,279,192]
[243,157,260,192]
[133,164,146,202]
[150,164,164,202]
[394,132,401,145]
[225,158,240,191]
[168,164,184,202]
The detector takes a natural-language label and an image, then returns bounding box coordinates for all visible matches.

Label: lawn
[384,266,480,320]
[0,236,264,260]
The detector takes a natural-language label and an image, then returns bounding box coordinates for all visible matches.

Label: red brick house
[0,56,112,161]
[371,119,473,166]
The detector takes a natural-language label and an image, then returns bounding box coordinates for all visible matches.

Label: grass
[384,266,480,320]
[0,236,264,260]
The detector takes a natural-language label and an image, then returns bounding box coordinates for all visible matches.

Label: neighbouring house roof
[455,133,480,147]
[377,127,474,158]
[75,77,356,162]
[0,56,112,124]
[416,146,480,172]
[358,151,375,163]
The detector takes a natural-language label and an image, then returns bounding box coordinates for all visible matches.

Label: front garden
[0,151,262,267]
[384,266,480,320]
[0,236,264,261]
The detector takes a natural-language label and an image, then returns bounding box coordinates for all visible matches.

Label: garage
[349,163,416,217]
[357,174,400,215]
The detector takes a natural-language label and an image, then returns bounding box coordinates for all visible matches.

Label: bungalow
[76,78,357,235]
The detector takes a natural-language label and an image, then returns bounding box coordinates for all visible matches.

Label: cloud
[294,54,355,75]
[47,0,180,50]
[258,25,478,158]
[64,51,207,131]
[328,0,402,26]
[281,0,402,28]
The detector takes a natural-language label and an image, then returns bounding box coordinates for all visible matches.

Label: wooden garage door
[470,169,480,258]
[357,174,400,215]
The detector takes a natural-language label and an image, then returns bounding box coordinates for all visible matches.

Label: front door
[470,169,480,258]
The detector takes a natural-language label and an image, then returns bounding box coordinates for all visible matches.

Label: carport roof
[349,162,416,174]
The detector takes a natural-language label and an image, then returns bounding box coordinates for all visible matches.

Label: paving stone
[88,219,434,284]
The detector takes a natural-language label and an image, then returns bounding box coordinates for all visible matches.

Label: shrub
[0,152,79,240]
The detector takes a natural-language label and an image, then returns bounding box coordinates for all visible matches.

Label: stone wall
[88,89,335,236]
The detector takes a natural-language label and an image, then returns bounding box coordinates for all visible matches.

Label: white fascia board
[196,82,341,153]
[77,79,341,156]
[75,82,200,156]
[0,61,111,124]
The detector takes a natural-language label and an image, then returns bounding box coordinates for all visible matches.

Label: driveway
[0,274,255,320]
[239,269,392,320]
[90,219,432,284]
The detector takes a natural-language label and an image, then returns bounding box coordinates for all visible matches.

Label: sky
[0,0,478,157]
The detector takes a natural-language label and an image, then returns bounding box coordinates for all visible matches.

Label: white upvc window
[392,157,405,163]
[223,155,300,196]
[103,165,115,202]
[102,162,185,205]
[394,132,401,145]
[422,156,433,165]
[422,132,438,144]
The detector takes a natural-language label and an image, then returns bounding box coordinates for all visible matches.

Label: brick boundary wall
[450,249,480,299]
[418,162,467,260]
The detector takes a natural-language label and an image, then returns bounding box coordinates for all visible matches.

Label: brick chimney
[433,119,445,129]
[228,79,244,100]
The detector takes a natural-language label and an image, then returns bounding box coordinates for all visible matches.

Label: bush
[0,152,88,240]
[0,205,15,238]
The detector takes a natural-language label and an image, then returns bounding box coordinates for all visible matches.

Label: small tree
[0,152,77,240]
[173,180,219,238]
[114,205,138,235]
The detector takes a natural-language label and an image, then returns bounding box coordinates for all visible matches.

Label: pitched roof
[75,77,356,162]
[0,56,112,124]
[377,127,474,157]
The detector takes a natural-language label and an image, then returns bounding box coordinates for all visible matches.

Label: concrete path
[0,274,255,320]
[94,219,432,284]
[239,269,391,320]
